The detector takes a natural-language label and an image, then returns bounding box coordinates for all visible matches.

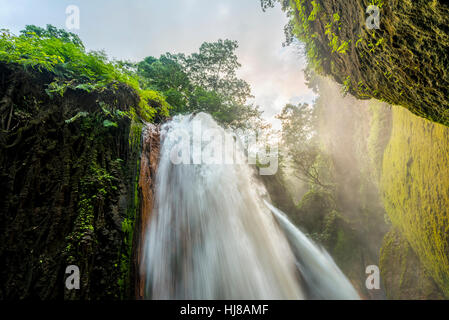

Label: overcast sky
[0,0,316,128]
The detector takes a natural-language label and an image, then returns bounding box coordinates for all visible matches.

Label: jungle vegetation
[0,25,261,129]
[0,24,260,299]
[260,0,449,127]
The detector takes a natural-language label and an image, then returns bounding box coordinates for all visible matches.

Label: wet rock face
[290,0,449,126]
[380,229,445,300]
[134,124,160,300]
[0,62,140,299]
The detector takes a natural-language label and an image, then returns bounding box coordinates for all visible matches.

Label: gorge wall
[380,105,449,298]
[265,76,448,299]
[134,125,160,300]
[0,62,144,299]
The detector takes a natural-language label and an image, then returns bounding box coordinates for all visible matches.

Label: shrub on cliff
[0,25,170,123]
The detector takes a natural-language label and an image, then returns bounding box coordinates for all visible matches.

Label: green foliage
[65,161,119,264]
[137,54,191,114]
[118,147,141,297]
[185,40,251,104]
[0,30,116,83]
[380,228,445,299]
[324,11,349,55]
[103,120,118,128]
[296,189,364,285]
[277,102,331,189]
[128,120,144,150]
[0,26,171,123]
[65,111,89,124]
[21,24,84,48]
[296,189,335,231]
[137,39,261,128]
[283,0,323,71]
[308,1,321,21]
[0,29,63,72]
[138,89,170,122]
[264,0,449,127]
[381,106,449,297]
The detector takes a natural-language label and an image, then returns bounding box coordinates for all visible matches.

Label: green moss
[117,120,143,297]
[317,209,366,292]
[0,26,154,297]
[280,0,449,127]
[296,189,335,232]
[380,229,444,299]
[381,106,449,297]
[65,160,118,261]
[0,59,143,299]
[332,228,355,273]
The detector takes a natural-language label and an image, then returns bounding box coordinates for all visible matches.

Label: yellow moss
[381,106,449,297]
[138,89,170,122]
[380,228,444,299]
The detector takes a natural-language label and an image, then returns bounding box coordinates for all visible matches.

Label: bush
[0,27,170,122]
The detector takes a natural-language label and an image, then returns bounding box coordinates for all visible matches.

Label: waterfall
[264,201,359,299]
[141,113,359,300]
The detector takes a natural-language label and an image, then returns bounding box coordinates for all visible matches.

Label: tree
[184,39,251,105]
[20,24,84,49]
[277,102,331,189]
[137,54,191,114]
[137,40,261,128]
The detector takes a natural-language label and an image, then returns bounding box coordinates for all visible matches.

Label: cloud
[217,3,230,19]
[238,42,316,128]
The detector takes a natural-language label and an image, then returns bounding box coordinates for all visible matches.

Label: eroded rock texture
[0,62,141,299]
[134,124,160,300]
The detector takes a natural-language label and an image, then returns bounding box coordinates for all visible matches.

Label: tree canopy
[137,39,261,128]
[20,24,84,49]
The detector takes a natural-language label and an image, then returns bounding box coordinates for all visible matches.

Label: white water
[141,113,359,300]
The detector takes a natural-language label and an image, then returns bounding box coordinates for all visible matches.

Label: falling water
[141,113,359,300]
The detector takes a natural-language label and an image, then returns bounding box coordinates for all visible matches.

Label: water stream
[141,113,359,300]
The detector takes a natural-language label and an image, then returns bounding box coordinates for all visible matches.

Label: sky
[0,0,316,128]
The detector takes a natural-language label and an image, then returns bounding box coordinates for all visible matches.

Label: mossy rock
[0,62,142,299]
[380,228,445,299]
[317,210,383,299]
[381,106,449,297]
[287,0,449,127]
[296,189,335,232]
